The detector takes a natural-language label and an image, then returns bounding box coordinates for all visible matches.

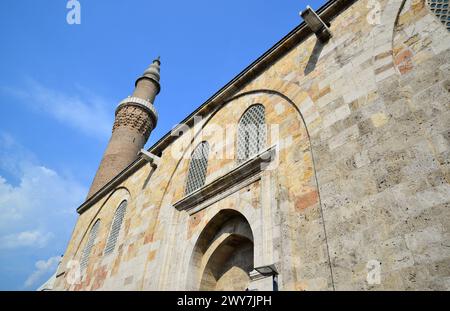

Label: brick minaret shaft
[86,58,161,198]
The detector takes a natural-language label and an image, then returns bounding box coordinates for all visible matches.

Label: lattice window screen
[237,105,266,163]
[427,0,450,30]
[80,220,100,271]
[104,201,127,255]
[185,142,210,195]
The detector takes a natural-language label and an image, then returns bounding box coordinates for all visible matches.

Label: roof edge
[77,0,355,214]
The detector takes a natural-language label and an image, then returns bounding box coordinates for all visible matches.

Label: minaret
[86,58,161,198]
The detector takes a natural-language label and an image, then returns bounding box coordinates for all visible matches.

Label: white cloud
[0,133,86,289]
[0,133,86,246]
[0,230,53,249]
[1,79,113,140]
[24,256,61,288]
[0,162,86,232]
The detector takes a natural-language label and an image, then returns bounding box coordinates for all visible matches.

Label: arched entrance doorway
[188,209,254,291]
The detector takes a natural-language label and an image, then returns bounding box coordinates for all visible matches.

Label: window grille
[104,201,127,255]
[80,219,100,271]
[427,0,450,31]
[185,142,210,195]
[237,105,266,163]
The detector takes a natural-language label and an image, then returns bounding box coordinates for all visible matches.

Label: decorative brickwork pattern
[113,105,154,139]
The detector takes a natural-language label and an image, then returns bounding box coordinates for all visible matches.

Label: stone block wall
[54,0,450,291]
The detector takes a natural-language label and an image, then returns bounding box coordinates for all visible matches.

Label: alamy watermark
[366,0,382,25]
[366,259,381,285]
[168,115,290,171]
[66,259,81,285]
[66,0,81,25]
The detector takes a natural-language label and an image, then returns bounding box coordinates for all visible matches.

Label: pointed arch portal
[187,209,254,291]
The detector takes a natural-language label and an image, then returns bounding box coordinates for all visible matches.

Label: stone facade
[53,0,450,291]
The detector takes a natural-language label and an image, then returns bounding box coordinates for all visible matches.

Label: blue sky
[0,0,324,290]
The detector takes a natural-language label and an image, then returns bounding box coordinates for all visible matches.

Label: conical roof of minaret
[135,57,161,91]
[142,56,161,82]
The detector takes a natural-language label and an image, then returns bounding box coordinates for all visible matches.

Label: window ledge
[173,145,277,214]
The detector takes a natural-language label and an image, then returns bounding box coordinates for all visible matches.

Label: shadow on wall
[304,39,325,75]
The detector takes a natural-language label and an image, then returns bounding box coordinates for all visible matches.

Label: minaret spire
[137,57,161,87]
[86,57,161,199]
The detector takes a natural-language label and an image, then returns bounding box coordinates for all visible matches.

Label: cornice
[77,0,355,214]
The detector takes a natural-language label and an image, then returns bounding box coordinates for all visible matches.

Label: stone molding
[173,145,277,215]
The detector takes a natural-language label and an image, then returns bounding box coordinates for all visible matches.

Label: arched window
[427,0,450,31]
[185,142,210,195]
[80,219,100,271]
[104,200,127,255]
[237,104,266,163]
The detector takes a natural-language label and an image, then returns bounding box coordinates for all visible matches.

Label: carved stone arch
[220,89,334,289]
[155,86,312,208]
[186,209,254,290]
[153,88,327,290]
[170,89,330,290]
[366,0,407,79]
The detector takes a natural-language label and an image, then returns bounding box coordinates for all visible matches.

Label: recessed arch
[149,89,330,290]
[186,209,254,290]
[199,234,253,290]
[158,89,314,206]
